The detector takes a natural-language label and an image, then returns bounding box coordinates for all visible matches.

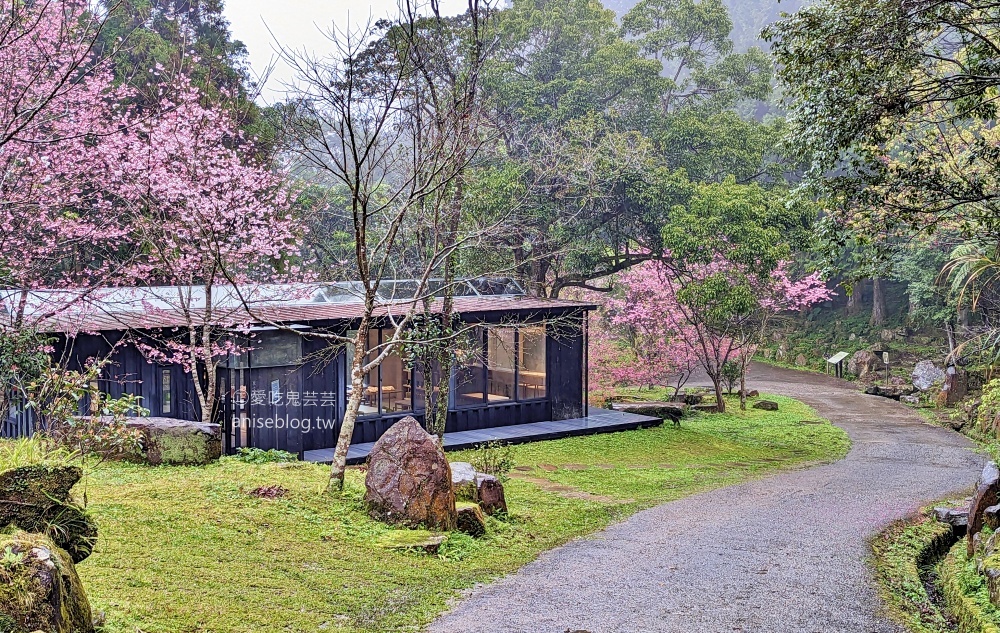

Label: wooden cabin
[8,281,595,459]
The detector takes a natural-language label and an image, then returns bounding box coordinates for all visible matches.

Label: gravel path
[427,364,983,633]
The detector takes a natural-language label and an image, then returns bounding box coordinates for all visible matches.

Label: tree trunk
[870,277,886,326]
[711,372,726,414]
[846,279,864,315]
[739,365,747,411]
[328,326,370,493]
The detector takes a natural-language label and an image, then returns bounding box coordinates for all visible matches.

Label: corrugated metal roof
[38,294,595,334]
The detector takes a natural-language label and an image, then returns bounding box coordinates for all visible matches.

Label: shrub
[0,437,77,472]
[231,448,299,464]
[27,361,145,463]
[469,441,515,482]
[979,379,1000,438]
[721,361,741,394]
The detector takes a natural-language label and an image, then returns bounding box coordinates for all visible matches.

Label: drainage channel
[917,524,961,632]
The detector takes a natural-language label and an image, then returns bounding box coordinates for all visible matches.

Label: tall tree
[282,1,508,492]
[767,0,1000,246]
[125,82,298,425]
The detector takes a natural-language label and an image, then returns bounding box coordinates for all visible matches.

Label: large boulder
[848,350,880,379]
[126,417,221,466]
[0,532,94,633]
[912,360,946,391]
[365,417,456,530]
[476,475,508,516]
[969,462,1000,556]
[0,466,97,563]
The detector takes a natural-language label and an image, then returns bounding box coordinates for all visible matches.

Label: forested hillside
[605,0,807,50]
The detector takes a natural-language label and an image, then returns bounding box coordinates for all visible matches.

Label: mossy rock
[376,530,447,554]
[456,502,486,538]
[128,418,222,466]
[0,466,97,563]
[0,531,94,633]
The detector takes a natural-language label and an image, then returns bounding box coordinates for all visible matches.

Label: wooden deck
[302,408,664,465]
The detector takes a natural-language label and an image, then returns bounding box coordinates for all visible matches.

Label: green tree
[767,0,1000,243]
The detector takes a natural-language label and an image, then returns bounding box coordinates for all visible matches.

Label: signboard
[826,351,849,378]
[873,350,890,364]
[827,351,849,365]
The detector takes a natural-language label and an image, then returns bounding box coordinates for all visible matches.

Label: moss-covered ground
[870,514,957,633]
[54,394,849,633]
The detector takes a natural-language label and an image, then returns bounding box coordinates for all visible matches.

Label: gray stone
[912,360,946,391]
[900,395,920,405]
[451,462,478,501]
[969,461,1000,555]
[934,505,969,529]
[795,354,808,367]
[126,417,221,466]
[752,400,779,411]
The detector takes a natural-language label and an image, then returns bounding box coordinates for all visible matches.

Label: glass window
[454,328,487,407]
[518,326,547,399]
[487,328,515,402]
[161,370,172,414]
[380,341,411,414]
[345,330,379,417]
[250,331,302,368]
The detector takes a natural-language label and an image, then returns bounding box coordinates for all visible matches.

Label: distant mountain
[604,0,808,51]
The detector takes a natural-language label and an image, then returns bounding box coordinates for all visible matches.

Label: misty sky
[224,1,468,101]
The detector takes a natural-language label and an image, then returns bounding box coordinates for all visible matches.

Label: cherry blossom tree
[592,258,832,412]
[589,265,699,400]
[0,0,134,328]
[124,83,299,425]
[0,0,136,423]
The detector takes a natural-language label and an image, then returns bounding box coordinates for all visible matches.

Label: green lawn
[74,394,849,633]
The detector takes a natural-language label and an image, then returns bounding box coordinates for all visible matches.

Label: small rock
[456,502,487,537]
[377,530,447,554]
[752,400,779,411]
[987,504,1000,531]
[986,566,1000,607]
[900,394,920,405]
[795,354,808,367]
[934,506,969,530]
[848,350,879,378]
[476,475,507,516]
[741,390,759,399]
[450,461,478,501]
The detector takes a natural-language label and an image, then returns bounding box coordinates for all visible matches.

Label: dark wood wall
[547,314,586,421]
[49,307,589,455]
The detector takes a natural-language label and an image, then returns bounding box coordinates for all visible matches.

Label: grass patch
[61,394,848,633]
[870,513,956,633]
[939,539,1000,633]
